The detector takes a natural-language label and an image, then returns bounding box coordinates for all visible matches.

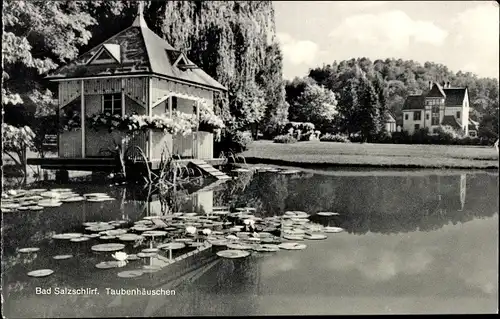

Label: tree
[335,78,359,136]
[288,83,338,132]
[355,74,383,142]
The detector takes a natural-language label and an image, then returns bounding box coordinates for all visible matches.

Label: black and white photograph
[1,0,498,317]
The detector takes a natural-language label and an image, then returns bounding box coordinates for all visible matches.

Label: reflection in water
[1,170,498,317]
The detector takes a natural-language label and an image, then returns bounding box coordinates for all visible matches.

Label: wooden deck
[27,157,228,172]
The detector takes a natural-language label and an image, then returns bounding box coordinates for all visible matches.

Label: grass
[241,140,499,169]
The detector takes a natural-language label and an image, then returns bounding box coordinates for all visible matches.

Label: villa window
[456,111,461,119]
[469,130,477,137]
[431,106,440,125]
[172,96,178,111]
[414,124,420,130]
[413,111,421,121]
[426,113,429,120]
[102,93,122,115]
[404,114,409,120]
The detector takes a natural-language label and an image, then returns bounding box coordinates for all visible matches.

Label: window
[103,93,122,115]
[413,111,421,121]
[426,113,430,120]
[172,96,178,111]
[431,106,440,125]
[414,124,420,130]
[469,130,477,137]
[404,114,409,120]
[426,100,430,106]
[456,111,461,119]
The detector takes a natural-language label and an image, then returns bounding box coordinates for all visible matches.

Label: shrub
[320,133,350,143]
[273,134,298,144]
[215,130,253,155]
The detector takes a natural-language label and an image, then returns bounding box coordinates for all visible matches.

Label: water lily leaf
[278,242,307,250]
[208,239,229,246]
[304,234,327,240]
[18,247,40,253]
[99,236,116,240]
[61,197,85,203]
[27,206,44,211]
[86,225,115,232]
[227,243,253,250]
[2,203,20,209]
[173,238,194,243]
[283,235,305,241]
[253,244,280,252]
[117,270,144,278]
[95,261,126,269]
[216,249,250,258]
[71,237,91,242]
[158,242,185,250]
[27,269,54,277]
[38,201,62,207]
[52,233,83,240]
[324,227,344,233]
[142,231,167,237]
[91,243,125,252]
[51,188,73,192]
[87,197,115,202]
[117,234,143,241]
[103,229,128,236]
[83,193,110,197]
[141,248,159,253]
[126,254,140,261]
[83,234,100,238]
[317,212,339,217]
[137,252,158,258]
[53,255,73,260]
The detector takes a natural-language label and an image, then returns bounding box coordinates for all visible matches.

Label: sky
[273,1,499,80]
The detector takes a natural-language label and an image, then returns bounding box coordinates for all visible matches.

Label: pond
[2,167,498,317]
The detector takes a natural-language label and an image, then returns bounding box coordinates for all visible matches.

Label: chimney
[429,81,432,90]
[446,81,450,88]
[441,81,445,87]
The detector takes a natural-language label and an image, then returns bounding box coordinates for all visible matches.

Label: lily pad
[174,238,194,243]
[189,242,206,248]
[158,242,186,250]
[117,270,144,278]
[70,237,91,242]
[103,229,128,236]
[95,261,126,269]
[61,197,85,203]
[51,188,73,192]
[141,248,159,253]
[86,225,115,232]
[117,234,143,241]
[99,236,116,240]
[18,247,40,253]
[324,226,344,233]
[137,252,158,258]
[52,233,83,240]
[28,205,43,210]
[91,243,125,252]
[278,242,307,250]
[27,269,54,277]
[142,231,167,237]
[317,212,339,217]
[283,235,305,241]
[126,254,140,261]
[253,244,280,252]
[83,193,110,197]
[37,201,62,207]
[83,234,100,238]
[2,203,20,209]
[216,249,250,258]
[53,255,73,260]
[304,234,327,240]
[209,239,230,246]
[227,243,253,250]
[87,197,115,202]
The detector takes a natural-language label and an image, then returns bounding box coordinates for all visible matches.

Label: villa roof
[441,115,462,129]
[468,119,479,131]
[442,88,467,106]
[427,82,446,98]
[383,112,396,123]
[402,95,425,110]
[46,12,227,92]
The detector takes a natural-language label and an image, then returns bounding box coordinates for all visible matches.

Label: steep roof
[427,82,446,98]
[46,12,227,92]
[468,119,479,131]
[402,95,425,110]
[441,115,462,129]
[442,88,467,106]
[383,112,396,123]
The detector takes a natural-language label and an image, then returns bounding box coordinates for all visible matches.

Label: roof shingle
[402,95,425,110]
[46,14,227,92]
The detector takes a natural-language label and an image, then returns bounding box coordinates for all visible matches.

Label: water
[2,168,498,317]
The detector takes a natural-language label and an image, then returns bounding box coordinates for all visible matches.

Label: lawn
[241,140,499,169]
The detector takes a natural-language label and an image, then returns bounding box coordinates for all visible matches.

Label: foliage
[355,73,383,141]
[288,83,338,132]
[273,134,297,144]
[215,130,253,155]
[86,112,195,136]
[320,133,350,143]
[2,124,36,178]
[377,126,488,146]
[307,58,499,131]
[60,110,81,132]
